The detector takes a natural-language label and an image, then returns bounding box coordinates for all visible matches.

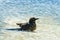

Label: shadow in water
[6,28,22,31]
[6,28,34,32]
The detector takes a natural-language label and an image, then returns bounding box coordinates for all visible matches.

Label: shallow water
[0,24,60,40]
[0,0,60,40]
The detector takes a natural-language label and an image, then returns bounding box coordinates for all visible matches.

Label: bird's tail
[16,23,22,27]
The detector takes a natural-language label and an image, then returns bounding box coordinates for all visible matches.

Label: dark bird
[16,17,39,31]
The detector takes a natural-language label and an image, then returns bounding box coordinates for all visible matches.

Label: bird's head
[29,17,39,23]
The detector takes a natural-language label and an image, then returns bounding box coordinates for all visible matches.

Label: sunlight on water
[0,0,60,40]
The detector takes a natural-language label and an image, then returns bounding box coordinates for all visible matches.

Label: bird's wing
[16,23,28,27]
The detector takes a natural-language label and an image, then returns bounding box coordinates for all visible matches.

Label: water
[0,0,60,40]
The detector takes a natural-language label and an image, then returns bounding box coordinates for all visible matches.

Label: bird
[16,17,39,31]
